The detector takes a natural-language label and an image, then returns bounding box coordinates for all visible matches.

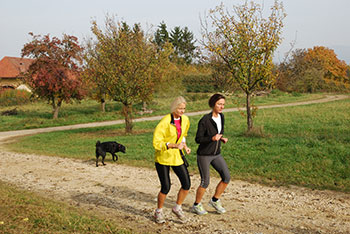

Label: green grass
[0,92,325,131]
[5,98,350,192]
[0,181,131,234]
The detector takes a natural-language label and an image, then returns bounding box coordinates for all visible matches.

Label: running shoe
[209,199,226,214]
[192,203,208,215]
[154,209,166,223]
[172,206,187,223]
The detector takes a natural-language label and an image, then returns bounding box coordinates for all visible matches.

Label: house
[0,56,34,91]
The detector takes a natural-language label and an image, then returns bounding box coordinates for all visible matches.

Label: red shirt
[174,118,181,140]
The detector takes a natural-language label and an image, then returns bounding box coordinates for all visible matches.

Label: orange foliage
[304,46,347,82]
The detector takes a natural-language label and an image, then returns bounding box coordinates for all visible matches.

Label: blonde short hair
[170,96,187,113]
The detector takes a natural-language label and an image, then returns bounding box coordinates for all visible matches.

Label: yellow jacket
[153,113,190,166]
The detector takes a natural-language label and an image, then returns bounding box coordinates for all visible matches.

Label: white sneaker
[154,209,166,223]
[192,203,208,215]
[209,199,226,214]
[172,206,187,223]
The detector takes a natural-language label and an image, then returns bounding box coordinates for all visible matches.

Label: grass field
[5,97,350,192]
[1,92,349,233]
[0,92,324,131]
[0,181,131,234]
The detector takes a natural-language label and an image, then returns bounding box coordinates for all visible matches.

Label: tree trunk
[142,101,147,112]
[53,99,62,119]
[246,92,253,131]
[122,103,133,133]
[101,94,106,113]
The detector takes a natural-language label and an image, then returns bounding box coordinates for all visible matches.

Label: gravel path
[0,95,349,233]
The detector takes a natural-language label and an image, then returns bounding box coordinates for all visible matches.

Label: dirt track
[1,95,350,233]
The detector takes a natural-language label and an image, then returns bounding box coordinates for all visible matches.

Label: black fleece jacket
[195,112,225,156]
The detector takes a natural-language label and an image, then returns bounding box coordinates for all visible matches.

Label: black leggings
[155,163,191,195]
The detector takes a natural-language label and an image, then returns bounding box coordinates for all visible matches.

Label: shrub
[269,89,287,97]
[0,89,31,106]
[185,93,210,101]
[182,74,217,93]
[291,92,302,97]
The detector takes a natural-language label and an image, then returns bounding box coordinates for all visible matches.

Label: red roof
[0,56,34,78]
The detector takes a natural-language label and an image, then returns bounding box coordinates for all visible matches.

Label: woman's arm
[167,142,184,149]
[195,118,213,144]
[153,120,169,151]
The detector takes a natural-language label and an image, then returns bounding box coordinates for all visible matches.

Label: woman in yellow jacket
[153,96,191,224]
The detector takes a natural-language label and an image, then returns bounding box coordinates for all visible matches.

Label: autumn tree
[201,1,286,131]
[305,46,349,89]
[83,39,110,112]
[276,46,349,92]
[87,16,171,133]
[22,33,85,119]
[275,49,308,92]
[208,55,238,92]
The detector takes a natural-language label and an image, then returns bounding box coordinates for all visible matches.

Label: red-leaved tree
[22,33,86,119]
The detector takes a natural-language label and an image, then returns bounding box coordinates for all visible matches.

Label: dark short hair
[208,93,225,108]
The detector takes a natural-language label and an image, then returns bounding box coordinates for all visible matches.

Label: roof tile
[0,56,34,78]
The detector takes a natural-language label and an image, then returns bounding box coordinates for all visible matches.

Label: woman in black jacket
[192,93,231,215]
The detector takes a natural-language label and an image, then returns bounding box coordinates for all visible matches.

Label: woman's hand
[182,143,191,154]
[167,143,183,149]
[177,142,184,150]
[184,145,191,154]
[220,137,228,144]
[168,142,190,152]
[212,134,223,141]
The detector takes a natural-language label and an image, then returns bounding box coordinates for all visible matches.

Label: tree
[179,27,198,63]
[88,16,171,133]
[305,46,349,88]
[169,26,183,58]
[276,47,349,92]
[83,39,110,112]
[154,23,198,64]
[201,1,286,131]
[209,55,237,92]
[275,49,308,92]
[22,33,85,119]
[154,22,170,50]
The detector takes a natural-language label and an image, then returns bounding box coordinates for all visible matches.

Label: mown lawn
[5,97,350,192]
[0,92,324,131]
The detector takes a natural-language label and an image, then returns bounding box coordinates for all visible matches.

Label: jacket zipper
[214,140,219,155]
[171,116,183,157]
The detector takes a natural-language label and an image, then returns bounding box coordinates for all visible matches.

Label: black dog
[95,141,126,167]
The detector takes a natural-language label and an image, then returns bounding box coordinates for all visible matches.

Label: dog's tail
[96,140,101,147]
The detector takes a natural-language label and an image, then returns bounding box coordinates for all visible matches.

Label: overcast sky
[1,0,349,64]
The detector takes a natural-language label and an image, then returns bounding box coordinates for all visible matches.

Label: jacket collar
[170,113,182,125]
[208,111,223,119]
[208,112,224,133]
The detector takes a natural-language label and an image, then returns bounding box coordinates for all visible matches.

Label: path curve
[0,94,349,234]
[0,94,348,141]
